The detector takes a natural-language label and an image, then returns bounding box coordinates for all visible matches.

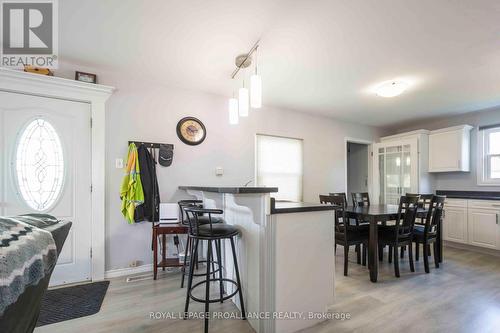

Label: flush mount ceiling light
[375,80,409,98]
[227,40,261,124]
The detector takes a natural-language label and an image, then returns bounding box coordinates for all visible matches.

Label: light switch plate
[215,167,223,176]
[116,158,124,169]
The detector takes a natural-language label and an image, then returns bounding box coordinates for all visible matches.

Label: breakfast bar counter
[179,186,336,333]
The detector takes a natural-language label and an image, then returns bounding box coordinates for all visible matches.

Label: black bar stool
[183,206,246,333]
[178,200,223,288]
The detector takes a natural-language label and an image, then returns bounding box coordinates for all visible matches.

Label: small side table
[152,223,188,280]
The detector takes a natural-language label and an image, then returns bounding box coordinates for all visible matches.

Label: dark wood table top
[344,204,427,219]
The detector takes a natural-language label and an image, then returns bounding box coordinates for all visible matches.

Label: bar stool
[183,207,246,333]
[178,200,224,288]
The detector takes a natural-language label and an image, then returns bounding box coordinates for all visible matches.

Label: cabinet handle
[497,214,499,225]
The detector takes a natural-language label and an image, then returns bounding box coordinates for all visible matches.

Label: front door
[0,91,92,286]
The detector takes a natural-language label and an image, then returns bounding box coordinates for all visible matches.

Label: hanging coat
[120,143,145,224]
[134,144,160,222]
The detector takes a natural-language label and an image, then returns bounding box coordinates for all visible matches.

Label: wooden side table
[152,223,188,280]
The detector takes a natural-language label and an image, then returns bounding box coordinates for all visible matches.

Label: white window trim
[477,127,500,186]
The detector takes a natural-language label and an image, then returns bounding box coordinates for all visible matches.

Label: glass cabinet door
[374,139,418,205]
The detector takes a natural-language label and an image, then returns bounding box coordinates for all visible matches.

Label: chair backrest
[424,195,446,234]
[178,200,203,225]
[329,192,348,207]
[320,194,345,234]
[183,206,223,237]
[352,192,370,207]
[395,195,419,238]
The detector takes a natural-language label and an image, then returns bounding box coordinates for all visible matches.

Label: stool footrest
[188,278,240,304]
[182,260,222,277]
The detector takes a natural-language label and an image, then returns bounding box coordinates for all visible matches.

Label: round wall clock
[176,117,206,146]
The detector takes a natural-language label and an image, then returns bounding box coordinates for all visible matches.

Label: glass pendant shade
[238,87,249,117]
[250,74,262,108]
[228,98,239,124]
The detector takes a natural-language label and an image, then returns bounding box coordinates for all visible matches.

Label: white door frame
[344,137,373,203]
[0,68,114,281]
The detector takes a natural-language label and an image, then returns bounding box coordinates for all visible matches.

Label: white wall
[57,63,382,271]
[386,107,500,193]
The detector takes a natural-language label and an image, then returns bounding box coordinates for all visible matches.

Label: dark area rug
[36,280,110,326]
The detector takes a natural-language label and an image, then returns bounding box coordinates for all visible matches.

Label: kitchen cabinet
[429,125,473,172]
[443,198,500,250]
[374,130,432,204]
[443,199,468,244]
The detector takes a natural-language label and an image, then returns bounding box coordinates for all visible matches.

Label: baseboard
[444,241,500,257]
[105,264,153,279]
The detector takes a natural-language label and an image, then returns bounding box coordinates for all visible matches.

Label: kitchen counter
[180,187,335,333]
[436,190,500,201]
[178,185,278,194]
[271,199,337,214]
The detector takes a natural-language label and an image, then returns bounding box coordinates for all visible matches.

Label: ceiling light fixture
[375,80,409,98]
[227,40,261,124]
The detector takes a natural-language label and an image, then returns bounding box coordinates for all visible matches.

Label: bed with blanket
[0,214,72,333]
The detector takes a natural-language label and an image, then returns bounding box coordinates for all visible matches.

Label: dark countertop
[436,190,500,201]
[179,186,278,194]
[271,200,336,214]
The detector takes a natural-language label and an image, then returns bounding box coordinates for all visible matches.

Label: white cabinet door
[373,138,418,205]
[467,208,499,249]
[429,125,472,172]
[443,206,468,244]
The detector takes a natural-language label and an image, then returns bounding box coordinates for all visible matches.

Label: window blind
[256,135,303,202]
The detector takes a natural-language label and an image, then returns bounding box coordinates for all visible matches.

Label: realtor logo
[1,0,58,68]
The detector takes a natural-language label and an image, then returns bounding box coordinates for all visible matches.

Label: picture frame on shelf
[75,71,97,84]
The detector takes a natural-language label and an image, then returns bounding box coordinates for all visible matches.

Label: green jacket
[120,143,145,223]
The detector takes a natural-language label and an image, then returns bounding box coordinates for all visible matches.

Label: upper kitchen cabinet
[429,125,473,172]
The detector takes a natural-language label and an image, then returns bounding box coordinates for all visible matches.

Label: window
[478,126,500,185]
[15,118,65,211]
[256,134,303,201]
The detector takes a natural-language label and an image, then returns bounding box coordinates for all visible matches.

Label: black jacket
[135,144,160,222]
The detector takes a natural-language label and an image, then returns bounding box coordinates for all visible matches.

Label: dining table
[344,204,441,282]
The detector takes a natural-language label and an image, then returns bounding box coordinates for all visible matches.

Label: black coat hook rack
[128,141,174,150]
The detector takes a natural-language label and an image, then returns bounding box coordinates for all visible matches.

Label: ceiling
[60,0,500,127]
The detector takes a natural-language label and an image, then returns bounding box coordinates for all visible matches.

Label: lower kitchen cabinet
[443,198,500,250]
[443,204,468,244]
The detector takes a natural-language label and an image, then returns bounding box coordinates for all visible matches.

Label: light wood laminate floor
[35,245,500,333]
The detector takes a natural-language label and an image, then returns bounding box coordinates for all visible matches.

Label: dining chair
[320,195,368,275]
[412,195,445,273]
[330,192,367,261]
[329,192,348,207]
[351,192,370,207]
[378,195,419,277]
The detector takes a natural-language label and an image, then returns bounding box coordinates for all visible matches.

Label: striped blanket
[0,215,59,316]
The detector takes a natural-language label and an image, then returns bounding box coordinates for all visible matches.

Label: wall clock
[176,117,206,146]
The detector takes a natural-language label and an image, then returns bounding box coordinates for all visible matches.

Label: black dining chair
[378,195,419,277]
[412,195,445,273]
[351,192,370,207]
[321,195,368,275]
[330,192,367,259]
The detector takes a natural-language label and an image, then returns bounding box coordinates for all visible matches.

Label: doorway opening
[346,141,370,203]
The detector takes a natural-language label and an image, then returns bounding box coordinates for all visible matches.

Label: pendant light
[250,46,262,108]
[238,80,249,117]
[228,94,239,125]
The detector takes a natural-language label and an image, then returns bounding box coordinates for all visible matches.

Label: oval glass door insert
[15,118,65,211]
